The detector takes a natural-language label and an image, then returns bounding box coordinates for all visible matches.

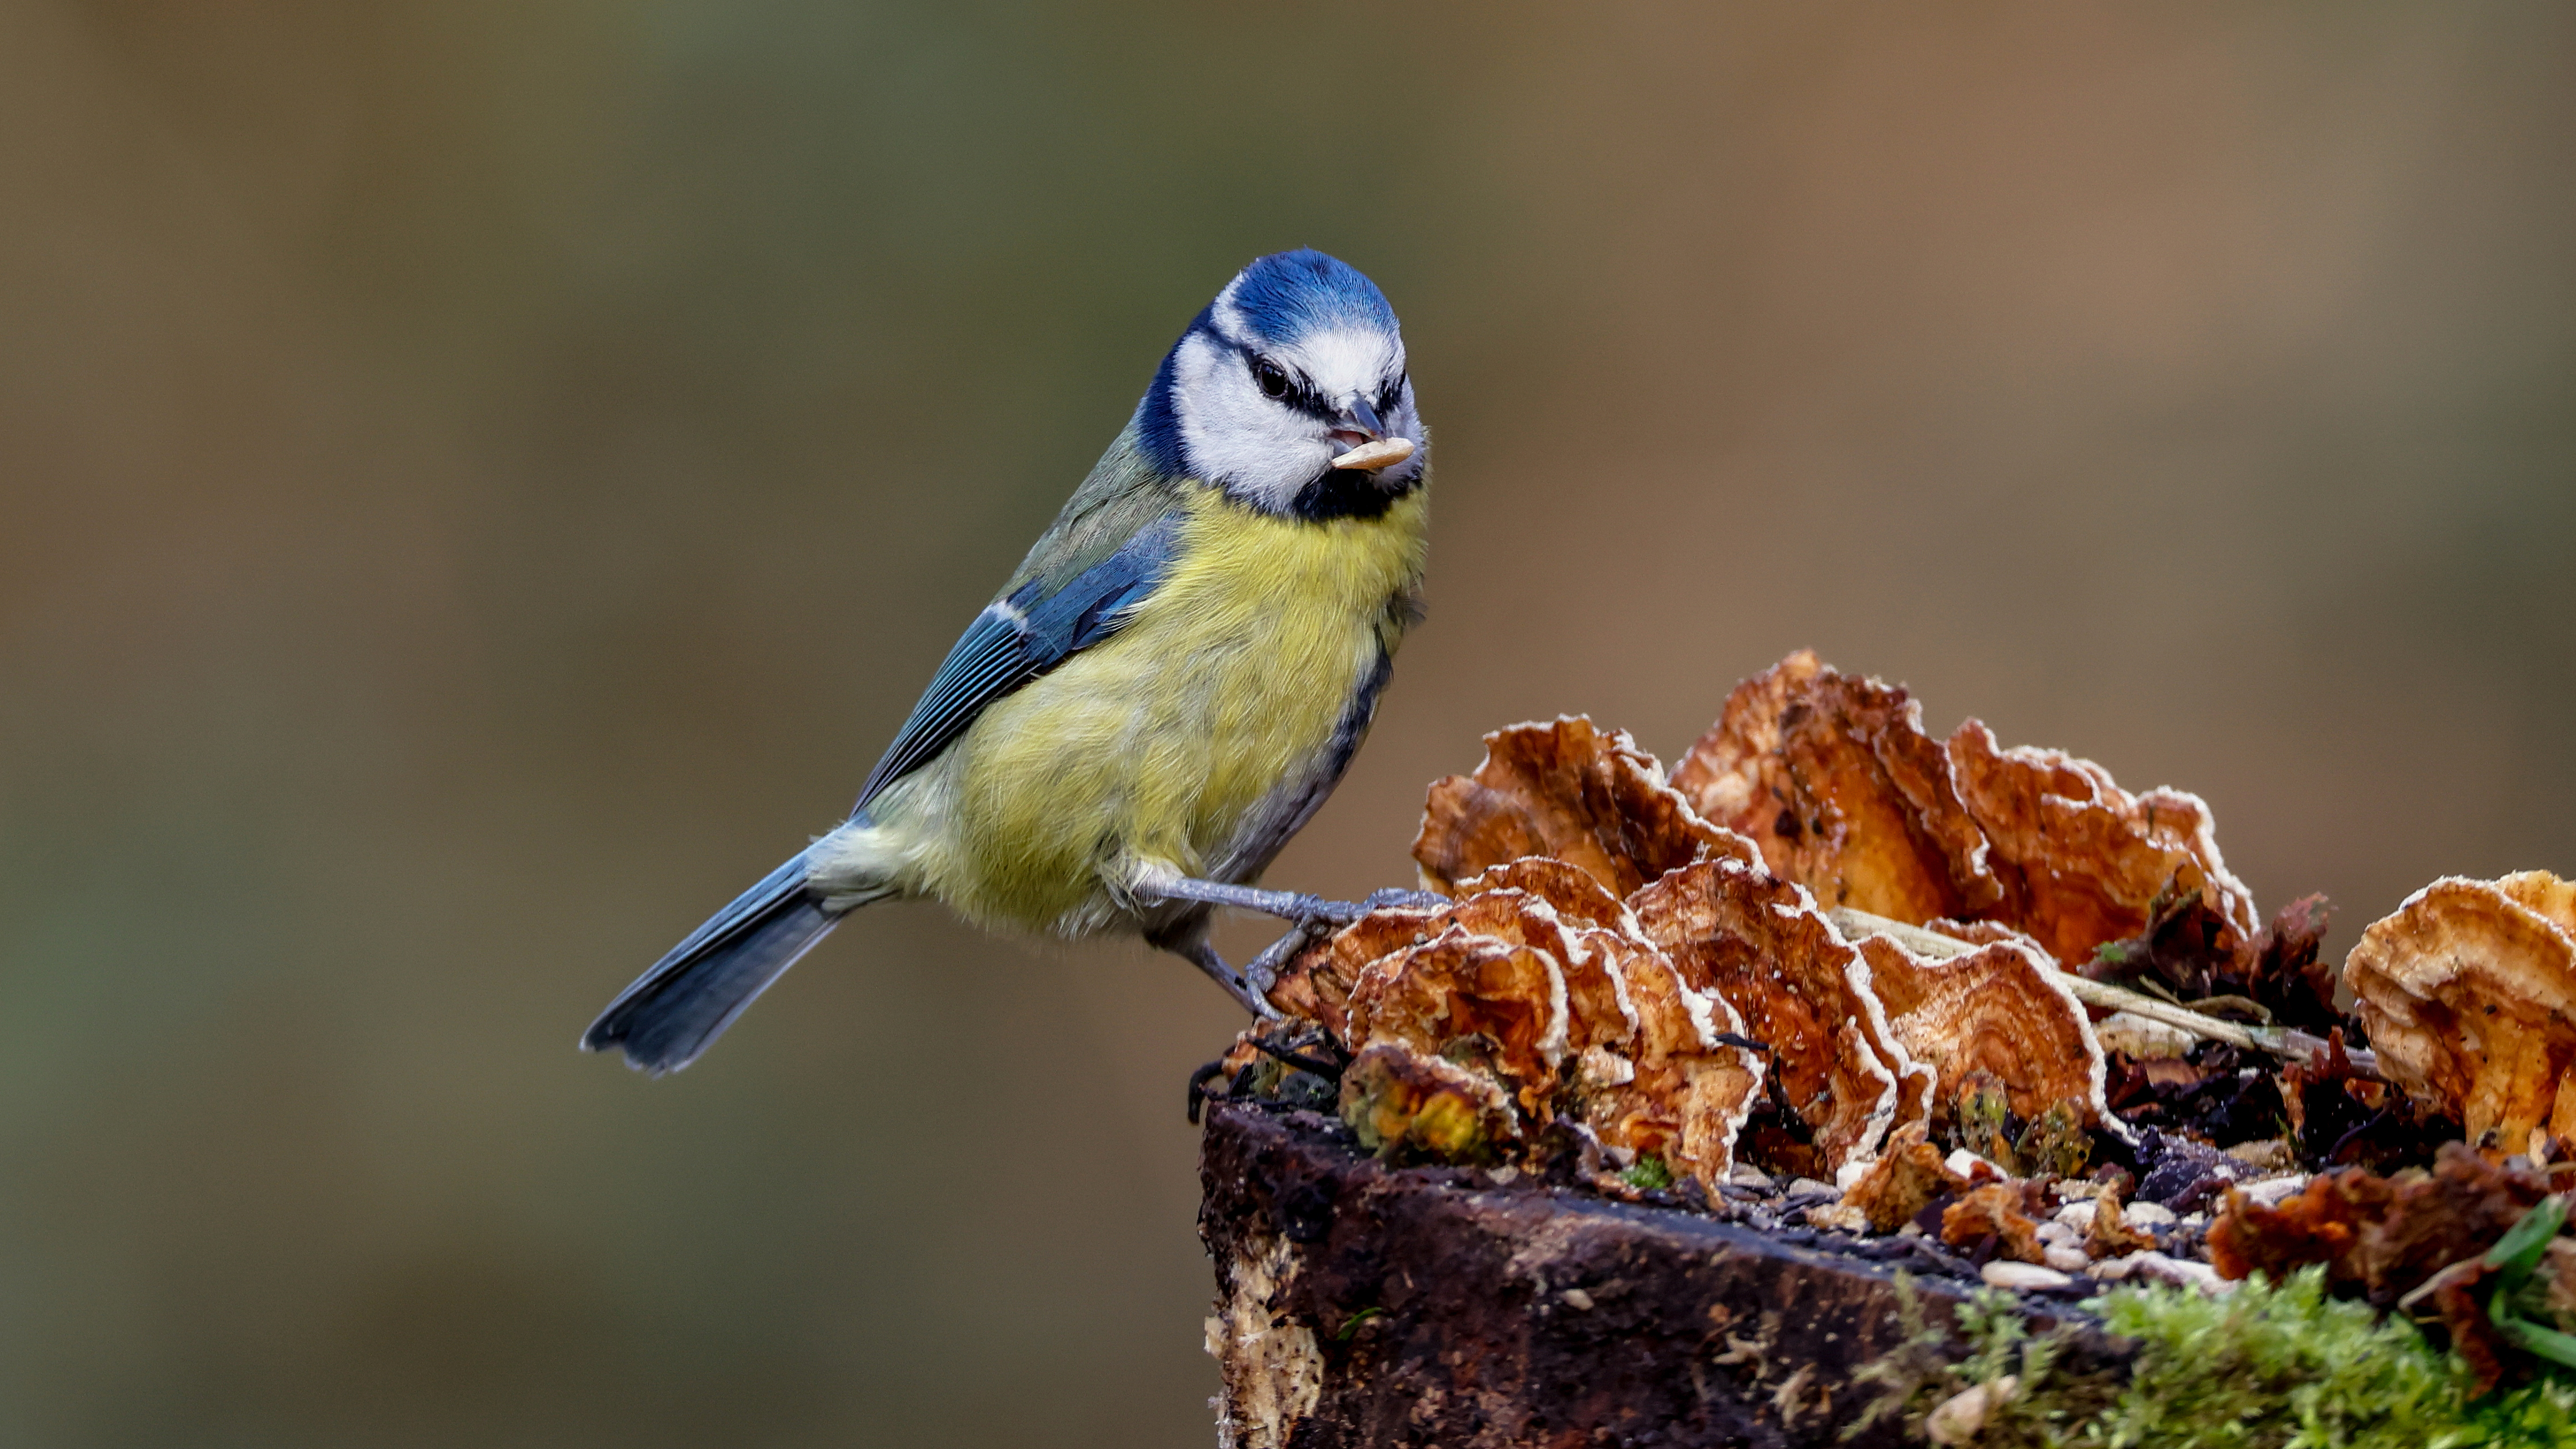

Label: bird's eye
[1254,359,1290,399]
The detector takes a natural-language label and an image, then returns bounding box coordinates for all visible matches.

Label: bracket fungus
[1339,1042,1521,1164]
[1836,1121,1969,1233]
[1568,920,1767,1188]
[1630,859,1932,1173]
[1302,852,1765,1189]
[1670,651,2259,975]
[1672,649,1998,924]
[1342,925,1571,1114]
[1412,715,1752,897]
[2345,871,2576,1158]
[1944,722,2258,975]
[1840,928,2108,1133]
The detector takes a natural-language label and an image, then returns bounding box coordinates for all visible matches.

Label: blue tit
[584,248,1432,1074]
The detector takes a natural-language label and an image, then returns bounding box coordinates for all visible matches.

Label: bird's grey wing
[851,508,1186,814]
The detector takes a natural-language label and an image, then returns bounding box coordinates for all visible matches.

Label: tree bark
[1198,1101,2115,1447]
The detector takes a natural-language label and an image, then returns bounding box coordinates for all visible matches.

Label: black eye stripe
[1377,371,1406,416]
[1239,346,1337,422]
[1235,341,1405,426]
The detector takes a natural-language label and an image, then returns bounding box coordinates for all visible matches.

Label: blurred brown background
[3,2,2571,1444]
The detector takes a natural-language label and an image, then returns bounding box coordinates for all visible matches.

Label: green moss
[1620,1153,1673,1192]
[2095,1270,2478,1447]
[1850,1269,2576,1447]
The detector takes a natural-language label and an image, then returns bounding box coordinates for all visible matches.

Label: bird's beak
[1329,393,1415,471]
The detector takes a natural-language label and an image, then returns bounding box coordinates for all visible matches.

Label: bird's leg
[1171,937,1284,1021]
[1229,886,1444,998]
[1355,885,1455,912]
[1140,877,1450,1018]
[1144,876,1448,932]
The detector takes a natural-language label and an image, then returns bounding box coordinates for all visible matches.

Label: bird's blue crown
[1224,249,1398,344]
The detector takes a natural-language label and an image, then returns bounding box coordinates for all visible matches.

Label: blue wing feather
[852,510,1183,814]
[850,610,1025,810]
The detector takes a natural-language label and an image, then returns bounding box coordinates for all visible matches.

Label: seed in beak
[1331,437,1416,472]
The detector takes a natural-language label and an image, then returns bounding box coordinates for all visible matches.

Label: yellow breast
[902,485,1428,935]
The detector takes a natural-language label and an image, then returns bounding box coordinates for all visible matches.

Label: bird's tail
[582,850,884,1075]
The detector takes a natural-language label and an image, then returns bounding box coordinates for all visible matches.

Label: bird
[583,248,1432,1075]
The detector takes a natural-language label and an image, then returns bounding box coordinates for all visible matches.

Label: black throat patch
[1289,467,1420,523]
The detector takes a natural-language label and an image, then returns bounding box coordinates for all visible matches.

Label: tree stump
[1198,1101,2118,1448]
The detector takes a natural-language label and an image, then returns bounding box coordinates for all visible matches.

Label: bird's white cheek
[1171,333,1331,509]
